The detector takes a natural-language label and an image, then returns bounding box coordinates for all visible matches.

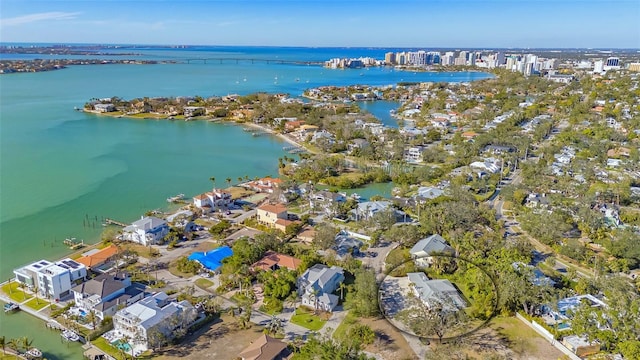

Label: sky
[1,0,639,48]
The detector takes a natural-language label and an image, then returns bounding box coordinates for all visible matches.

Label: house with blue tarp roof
[188,246,233,272]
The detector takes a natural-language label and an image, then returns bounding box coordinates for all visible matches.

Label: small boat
[4,302,19,313]
[62,329,80,342]
[26,348,42,358]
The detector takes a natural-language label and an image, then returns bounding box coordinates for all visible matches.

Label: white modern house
[407,272,466,310]
[72,272,144,321]
[297,264,344,312]
[409,235,455,267]
[13,258,87,301]
[121,216,169,246]
[113,292,197,352]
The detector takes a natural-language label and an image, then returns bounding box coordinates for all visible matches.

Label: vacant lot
[155,314,265,360]
[361,317,418,360]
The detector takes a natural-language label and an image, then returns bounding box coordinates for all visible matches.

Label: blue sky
[1,0,639,48]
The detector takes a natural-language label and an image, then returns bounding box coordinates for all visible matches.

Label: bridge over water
[182,58,323,65]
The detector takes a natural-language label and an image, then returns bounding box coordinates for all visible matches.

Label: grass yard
[93,337,126,360]
[226,186,255,199]
[487,316,564,359]
[290,307,327,331]
[194,278,214,290]
[24,297,50,311]
[1,282,32,302]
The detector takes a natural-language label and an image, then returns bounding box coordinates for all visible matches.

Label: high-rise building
[385,52,396,65]
[593,60,604,73]
[604,57,620,71]
[495,52,505,67]
[442,52,455,65]
[628,63,640,72]
[468,52,476,66]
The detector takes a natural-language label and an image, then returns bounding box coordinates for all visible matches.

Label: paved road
[250,306,312,341]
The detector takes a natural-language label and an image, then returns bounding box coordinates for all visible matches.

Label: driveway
[250,307,311,341]
[361,241,398,281]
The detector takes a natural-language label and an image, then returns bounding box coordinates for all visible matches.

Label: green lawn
[24,297,49,311]
[290,307,327,331]
[93,337,126,360]
[1,282,32,303]
[332,311,357,340]
[0,354,20,360]
[195,278,214,289]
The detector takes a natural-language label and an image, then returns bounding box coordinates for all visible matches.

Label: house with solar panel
[13,258,87,301]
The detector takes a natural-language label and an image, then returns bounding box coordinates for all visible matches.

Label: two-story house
[72,272,145,321]
[193,189,233,213]
[256,203,293,231]
[297,264,344,312]
[113,292,197,352]
[13,258,87,301]
[121,216,169,246]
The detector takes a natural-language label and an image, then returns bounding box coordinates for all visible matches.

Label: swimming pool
[111,340,131,352]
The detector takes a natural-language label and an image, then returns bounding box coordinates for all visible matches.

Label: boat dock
[167,193,185,203]
[4,302,19,313]
[63,237,85,250]
[103,218,128,227]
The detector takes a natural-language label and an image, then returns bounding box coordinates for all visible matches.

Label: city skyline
[1,0,639,49]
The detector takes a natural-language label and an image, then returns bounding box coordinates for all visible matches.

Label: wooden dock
[103,218,128,227]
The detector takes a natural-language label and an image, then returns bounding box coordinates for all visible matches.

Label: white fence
[515,312,582,360]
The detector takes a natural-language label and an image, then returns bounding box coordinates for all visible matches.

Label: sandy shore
[240,122,316,153]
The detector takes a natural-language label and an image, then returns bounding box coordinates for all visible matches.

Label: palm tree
[237,176,243,184]
[7,339,19,355]
[20,337,32,353]
[226,177,232,187]
[86,310,98,333]
[209,176,216,191]
[339,282,346,301]
[0,336,6,355]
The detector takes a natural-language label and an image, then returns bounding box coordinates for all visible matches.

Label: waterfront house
[409,235,455,267]
[13,258,87,301]
[121,216,169,246]
[94,103,116,113]
[72,272,144,321]
[245,177,282,194]
[239,334,291,360]
[297,264,344,312]
[113,292,197,352]
[251,251,302,272]
[193,189,233,213]
[310,190,347,216]
[76,244,119,270]
[407,272,466,310]
[183,106,205,117]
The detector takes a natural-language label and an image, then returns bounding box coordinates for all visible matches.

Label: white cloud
[1,12,82,26]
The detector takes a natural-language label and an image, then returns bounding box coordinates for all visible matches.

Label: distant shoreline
[83,109,315,154]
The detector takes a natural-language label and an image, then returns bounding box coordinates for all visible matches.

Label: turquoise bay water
[0,46,492,359]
